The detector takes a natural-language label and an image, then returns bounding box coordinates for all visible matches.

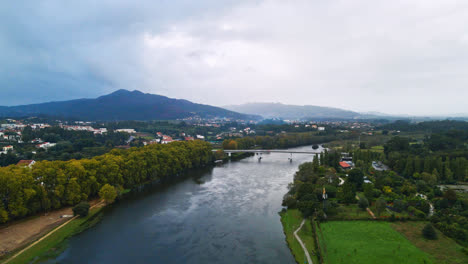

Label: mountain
[224,102,361,120]
[0,90,257,121]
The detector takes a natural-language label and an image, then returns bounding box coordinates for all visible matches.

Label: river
[54,145,321,264]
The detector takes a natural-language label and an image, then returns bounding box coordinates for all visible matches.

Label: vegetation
[72,202,90,217]
[0,126,129,166]
[222,131,353,150]
[99,184,117,204]
[4,207,104,264]
[279,209,318,264]
[0,140,213,223]
[422,223,438,240]
[317,221,433,264]
[392,221,468,264]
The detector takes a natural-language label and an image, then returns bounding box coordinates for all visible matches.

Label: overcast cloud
[2,0,468,115]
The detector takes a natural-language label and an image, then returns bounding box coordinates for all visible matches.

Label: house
[17,160,36,168]
[156,132,163,137]
[318,127,325,131]
[36,142,56,149]
[161,135,173,144]
[3,145,14,151]
[115,129,136,134]
[185,136,194,141]
[339,161,352,169]
[196,135,205,140]
[372,161,389,171]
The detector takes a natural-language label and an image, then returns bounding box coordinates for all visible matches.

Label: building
[339,161,352,169]
[372,161,389,171]
[196,135,205,140]
[3,145,14,151]
[115,129,136,134]
[36,142,56,149]
[161,135,173,144]
[185,136,194,141]
[17,160,36,168]
[318,127,326,131]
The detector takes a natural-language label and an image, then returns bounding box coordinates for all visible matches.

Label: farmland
[316,221,433,264]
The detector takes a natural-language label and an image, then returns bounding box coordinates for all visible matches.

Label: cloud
[1,0,468,115]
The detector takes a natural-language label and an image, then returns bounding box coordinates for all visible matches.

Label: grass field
[280,209,319,264]
[370,145,384,153]
[317,221,433,264]
[3,207,103,264]
[391,222,468,264]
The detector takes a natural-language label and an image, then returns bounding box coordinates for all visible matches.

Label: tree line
[222,132,353,150]
[0,140,213,223]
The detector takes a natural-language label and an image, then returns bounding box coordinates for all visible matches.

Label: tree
[422,223,438,240]
[341,182,356,204]
[72,202,90,217]
[358,196,369,210]
[347,169,364,190]
[312,154,319,172]
[375,197,387,216]
[443,189,457,204]
[363,183,374,202]
[99,184,117,204]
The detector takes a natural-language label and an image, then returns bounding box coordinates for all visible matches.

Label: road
[293,219,313,264]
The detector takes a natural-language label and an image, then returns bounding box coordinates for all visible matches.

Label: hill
[224,102,360,120]
[0,90,257,121]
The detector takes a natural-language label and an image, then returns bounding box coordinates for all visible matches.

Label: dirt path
[294,219,313,264]
[0,199,100,258]
[2,201,104,264]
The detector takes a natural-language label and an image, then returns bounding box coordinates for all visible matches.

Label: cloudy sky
[2,0,468,115]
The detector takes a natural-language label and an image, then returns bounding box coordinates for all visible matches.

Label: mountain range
[0,90,257,121]
[224,103,362,120]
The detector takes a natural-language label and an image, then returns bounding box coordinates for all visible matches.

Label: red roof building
[339,161,351,169]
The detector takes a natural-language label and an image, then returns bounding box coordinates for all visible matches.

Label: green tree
[363,183,374,202]
[99,184,117,204]
[341,182,356,204]
[375,197,387,216]
[358,195,369,210]
[72,202,90,217]
[347,169,364,190]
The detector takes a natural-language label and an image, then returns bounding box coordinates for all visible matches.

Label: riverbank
[280,209,319,264]
[1,202,105,264]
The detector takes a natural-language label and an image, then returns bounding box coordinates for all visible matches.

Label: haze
[2,0,468,116]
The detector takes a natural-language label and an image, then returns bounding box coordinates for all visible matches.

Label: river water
[54,145,320,264]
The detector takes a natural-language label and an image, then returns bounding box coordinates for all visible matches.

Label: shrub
[358,196,369,210]
[414,209,426,219]
[422,223,438,240]
[72,202,90,217]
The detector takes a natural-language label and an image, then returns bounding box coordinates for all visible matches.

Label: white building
[36,142,57,149]
[115,129,136,134]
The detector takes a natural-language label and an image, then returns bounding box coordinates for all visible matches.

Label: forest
[222,131,354,150]
[0,140,213,223]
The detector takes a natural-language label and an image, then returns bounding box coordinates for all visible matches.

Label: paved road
[293,219,313,264]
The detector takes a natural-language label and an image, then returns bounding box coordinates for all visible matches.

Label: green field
[3,207,103,264]
[316,221,433,264]
[280,209,319,264]
[392,222,468,264]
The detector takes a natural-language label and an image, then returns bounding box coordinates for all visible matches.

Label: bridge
[213,149,323,154]
[213,149,323,162]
